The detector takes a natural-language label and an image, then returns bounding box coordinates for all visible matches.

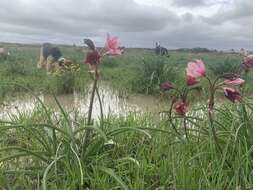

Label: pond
[0,84,165,120]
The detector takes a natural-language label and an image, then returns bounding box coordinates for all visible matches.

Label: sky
[0,0,252,49]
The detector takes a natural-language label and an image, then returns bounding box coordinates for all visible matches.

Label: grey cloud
[203,0,253,24]
[171,0,231,8]
[172,0,207,7]
[0,0,177,34]
[181,13,195,22]
[0,0,252,49]
[122,16,253,50]
[0,0,180,46]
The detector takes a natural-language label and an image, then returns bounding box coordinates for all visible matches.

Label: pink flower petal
[187,75,199,86]
[105,33,123,55]
[186,59,206,79]
[223,87,242,103]
[224,78,245,85]
[174,101,189,115]
[244,54,253,68]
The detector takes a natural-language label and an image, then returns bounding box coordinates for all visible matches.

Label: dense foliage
[0,44,253,189]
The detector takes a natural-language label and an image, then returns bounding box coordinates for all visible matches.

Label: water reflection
[0,84,163,120]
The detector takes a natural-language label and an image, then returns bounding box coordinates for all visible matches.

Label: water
[0,84,164,120]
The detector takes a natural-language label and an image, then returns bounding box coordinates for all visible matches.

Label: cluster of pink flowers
[84,33,124,67]
[160,55,252,115]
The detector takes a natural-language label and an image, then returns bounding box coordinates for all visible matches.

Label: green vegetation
[1,43,253,189]
[0,44,89,97]
[0,44,248,98]
[1,96,253,189]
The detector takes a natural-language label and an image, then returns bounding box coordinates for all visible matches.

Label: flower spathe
[224,78,245,85]
[105,33,123,55]
[160,82,174,91]
[174,100,189,115]
[223,87,242,103]
[186,59,206,78]
[83,38,101,66]
[84,39,95,51]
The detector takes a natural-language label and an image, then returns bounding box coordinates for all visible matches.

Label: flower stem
[87,68,98,125]
[208,109,221,153]
[240,72,249,137]
[88,71,104,127]
[183,117,189,141]
[95,85,104,128]
[206,78,222,153]
[82,67,99,153]
[206,76,232,168]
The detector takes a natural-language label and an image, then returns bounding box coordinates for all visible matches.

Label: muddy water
[0,84,164,120]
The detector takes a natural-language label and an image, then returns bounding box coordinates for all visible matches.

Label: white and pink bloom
[186,59,206,86]
[224,78,245,85]
[186,59,206,78]
[105,33,123,55]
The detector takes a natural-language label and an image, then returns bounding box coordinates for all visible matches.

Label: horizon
[0,41,249,52]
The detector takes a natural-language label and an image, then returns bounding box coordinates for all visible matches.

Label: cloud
[172,0,207,7]
[203,0,253,24]
[0,0,252,49]
[0,0,178,40]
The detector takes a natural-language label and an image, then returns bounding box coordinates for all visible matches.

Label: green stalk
[206,76,232,168]
[240,72,249,138]
[82,67,99,154]
[88,70,104,125]
[183,116,189,141]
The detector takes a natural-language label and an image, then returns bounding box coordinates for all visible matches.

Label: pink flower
[186,75,199,86]
[244,55,253,69]
[186,59,206,78]
[223,87,241,103]
[84,50,101,65]
[224,78,245,85]
[105,33,123,55]
[240,48,246,56]
[174,101,189,115]
[160,82,174,91]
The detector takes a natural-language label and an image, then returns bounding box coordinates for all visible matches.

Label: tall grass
[0,90,253,189]
[0,45,90,97]
[1,44,253,189]
[1,44,251,98]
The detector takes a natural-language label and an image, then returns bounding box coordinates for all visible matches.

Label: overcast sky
[0,0,252,49]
